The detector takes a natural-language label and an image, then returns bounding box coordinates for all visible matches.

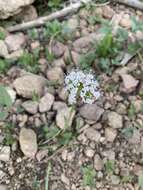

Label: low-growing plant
[65,70,100,104]
[82,165,96,188]
[138,173,143,189]
[18,51,40,73]
[105,160,115,175]
[128,103,136,119]
[0,59,11,74]
[121,175,133,183]
[28,28,39,40]
[0,30,6,40]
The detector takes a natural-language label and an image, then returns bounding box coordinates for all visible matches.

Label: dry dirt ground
[0,2,143,190]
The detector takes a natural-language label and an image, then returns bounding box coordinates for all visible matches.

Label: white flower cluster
[65,70,100,104]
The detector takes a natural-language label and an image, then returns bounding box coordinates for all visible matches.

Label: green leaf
[82,165,96,187]
[0,111,8,121]
[122,127,134,139]
[105,160,115,175]
[59,132,73,145]
[0,85,12,108]
[96,33,114,57]
[44,126,60,139]
[138,174,143,189]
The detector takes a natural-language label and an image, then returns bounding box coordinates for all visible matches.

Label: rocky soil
[0,2,143,190]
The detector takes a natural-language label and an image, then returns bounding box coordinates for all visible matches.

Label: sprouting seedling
[65,70,100,104]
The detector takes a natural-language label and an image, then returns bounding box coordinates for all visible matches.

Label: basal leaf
[0,85,12,108]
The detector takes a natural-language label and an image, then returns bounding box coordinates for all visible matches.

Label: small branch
[115,0,143,10]
[7,0,91,32]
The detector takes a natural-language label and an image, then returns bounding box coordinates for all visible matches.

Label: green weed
[138,173,143,189]
[0,59,11,74]
[0,30,6,40]
[105,160,115,175]
[28,28,39,40]
[18,51,40,73]
[128,103,136,119]
[82,165,96,188]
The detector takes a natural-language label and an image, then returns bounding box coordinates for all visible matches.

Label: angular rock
[108,112,123,128]
[94,154,104,171]
[56,107,75,129]
[102,6,115,19]
[5,49,24,60]
[0,185,8,190]
[120,14,131,29]
[51,41,66,58]
[73,33,103,53]
[39,92,55,113]
[120,74,139,93]
[0,0,35,19]
[0,170,6,180]
[71,51,81,66]
[0,146,10,162]
[22,101,38,114]
[52,58,65,68]
[105,128,117,142]
[53,101,67,111]
[0,40,8,58]
[84,148,94,158]
[13,74,47,98]
[19,128,37,158]
[79,104,104,122]
[18,5,38,22]
[5,33,26,52]
[46,67,64,84]
[85,127,101,142]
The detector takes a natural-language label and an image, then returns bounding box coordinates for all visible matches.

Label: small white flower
[65,70,100,104]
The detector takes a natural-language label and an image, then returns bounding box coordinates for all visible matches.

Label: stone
[58,87,68,101]
[121,74,139,93]
[19,128,37,158]
[108,112,123,128]
[0,170,6,180]
[46,67,64,84]
[84,148,94,158]
[67,16,78,32]
[71,51,81,66]
[56,107,75,129]
[0,185,8,190]
[39,92,55,113]
[51,41,66,58]
[61,174,70,186]
[79,104,104,122]
[52,58,65,68]
[129,129,141,144]
[73,33,103,53]
[0,0,35,19]
[53,101,67,111]
[110,175,120,185]
[94,154,104,171]
[85,127,101,142]
[0,40,8,58]
[120,14,131,29]
[5,49,24,60]
[5,33,26,52]
[13,74,47,98]
[0,146,10,162]
[19,5,37,22]
[132,100,143,113]
[105,128,117,142]
[102,6,115,19]
[22,101,38,114]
